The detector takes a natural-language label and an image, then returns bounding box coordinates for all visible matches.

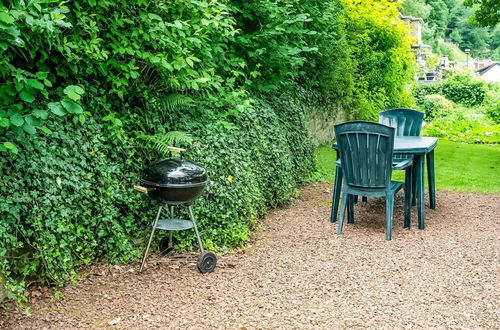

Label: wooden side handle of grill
[168,146,186,153]
[134,185,149,194]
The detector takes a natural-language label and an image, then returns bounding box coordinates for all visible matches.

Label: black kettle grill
[134,147,216,274]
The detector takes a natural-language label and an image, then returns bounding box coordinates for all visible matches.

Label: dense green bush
[341,0,416,120]
[0,89,315,297]
[0,114,147,296]
[415,69,487,107]
[1,0,415,298]
[420,94,454,120]
[486,103,500,124]
[484,84,500,124]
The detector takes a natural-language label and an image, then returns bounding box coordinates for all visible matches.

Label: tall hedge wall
[0,0,415,298]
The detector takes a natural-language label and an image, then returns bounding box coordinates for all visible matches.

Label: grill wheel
[197,251,217,274]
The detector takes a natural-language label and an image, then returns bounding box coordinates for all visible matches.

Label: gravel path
[1,183,499,329]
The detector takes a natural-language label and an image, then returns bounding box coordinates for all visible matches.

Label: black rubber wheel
[197,251,217,274]
[159,235,177,256]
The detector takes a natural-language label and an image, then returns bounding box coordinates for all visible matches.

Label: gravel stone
[1,183,499,329]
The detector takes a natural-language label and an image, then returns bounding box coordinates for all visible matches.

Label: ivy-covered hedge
[1,0,415,298]
[0,90,314,297]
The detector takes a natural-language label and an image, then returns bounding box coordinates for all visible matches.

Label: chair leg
[386,194,394,241]
[330,166,343,223]
[412,165,417,206]
[347,194,355,224]
[404,166,412,228]
[427,150,436,209]
[336,188,349,235]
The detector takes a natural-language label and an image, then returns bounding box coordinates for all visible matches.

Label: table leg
[416,155,425,229]
[426,150,436,210]
[411,164,417,206]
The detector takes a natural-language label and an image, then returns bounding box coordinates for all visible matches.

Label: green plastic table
[393,136,437,229]
[333,136,437,229]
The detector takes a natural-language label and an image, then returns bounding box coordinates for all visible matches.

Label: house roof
[476,62,500,75]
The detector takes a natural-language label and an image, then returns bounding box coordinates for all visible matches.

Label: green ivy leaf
[3,141,18,154]
[9,113,24,126]
[65,90,81,101]
[48,102,66,116]
[0,12,14,24]
[32,109,48,120]
[63,85,85,96]
[36,72,49,79]
[147,13,162,21]
[12,37,25,47]
[40,126,52,135]
[26,79,45,90]
[25,115,41,127]
[23,122,36,135]
[0,117,9,127]
[196,77,211,83]
[19,90,35,103]
[61,99,83,114]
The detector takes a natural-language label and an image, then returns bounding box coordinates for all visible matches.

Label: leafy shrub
[341,0,416,120]
[0,89,315,298]
[484,83,500,124]
[420,94,454,120]
[486,103,500,124]
[415,69,487,107]
[415,84,441,105]
[0,114,148,297]
[440,75,486,107]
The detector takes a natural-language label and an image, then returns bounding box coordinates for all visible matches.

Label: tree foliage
[401,0,499,59]
[341,0,416,119]
[464,0,500,27]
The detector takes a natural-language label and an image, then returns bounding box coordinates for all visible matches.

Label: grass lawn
[311,140,500,194]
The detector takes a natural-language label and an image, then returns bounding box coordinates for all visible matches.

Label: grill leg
[168,206,174,247]
[188,206,204,254]
[139,205,163,273]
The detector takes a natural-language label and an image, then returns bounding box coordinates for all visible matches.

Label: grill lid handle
[168,146,186,153]
[134,185,151,194]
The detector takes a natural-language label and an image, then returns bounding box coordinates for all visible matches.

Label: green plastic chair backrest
[334,121,395,189]
[379,108,424,136]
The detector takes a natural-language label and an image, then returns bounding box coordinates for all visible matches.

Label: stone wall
[304,102,349,147]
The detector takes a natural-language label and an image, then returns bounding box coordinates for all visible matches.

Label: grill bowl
[143,183,206,203]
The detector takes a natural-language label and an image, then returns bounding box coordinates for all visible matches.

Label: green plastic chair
[379,108,424,208]
[334,121,412,240]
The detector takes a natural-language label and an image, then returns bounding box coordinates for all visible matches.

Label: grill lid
[141,158,208,187]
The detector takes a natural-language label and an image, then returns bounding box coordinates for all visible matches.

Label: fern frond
[138,131,194,155]
[161,94,193,112]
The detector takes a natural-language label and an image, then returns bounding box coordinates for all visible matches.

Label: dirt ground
[1,183,499,329]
